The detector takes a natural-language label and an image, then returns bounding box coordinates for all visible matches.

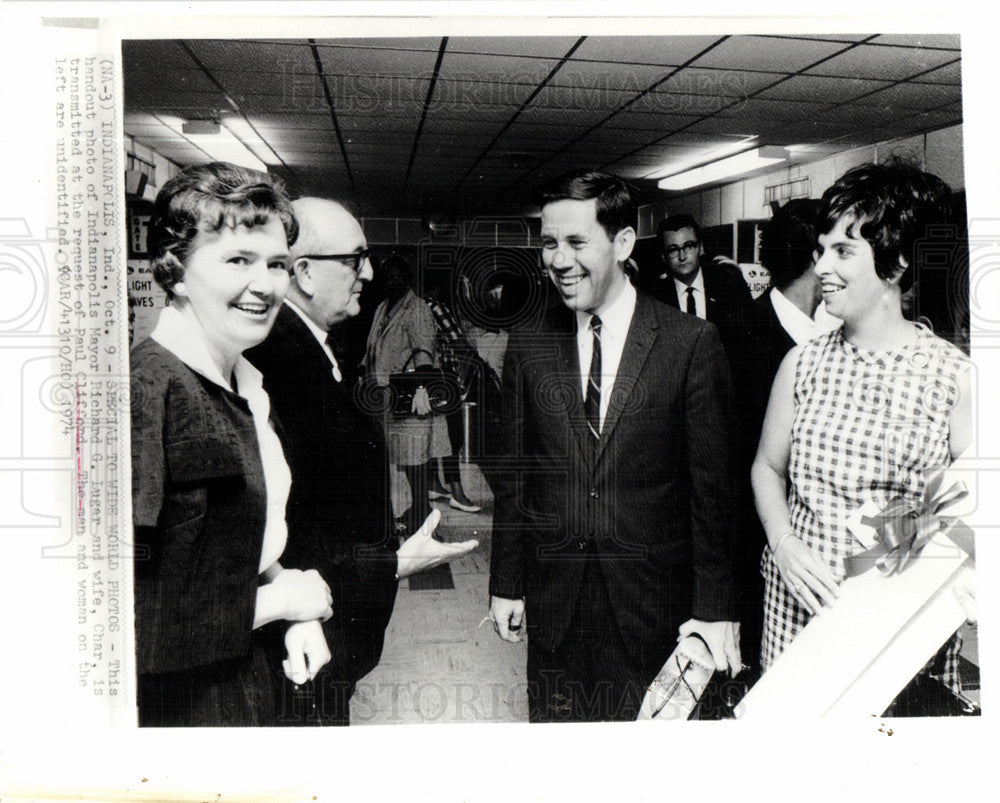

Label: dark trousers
[441,408,465,485]
[402,463,432,534]
[527,559,659,723]
[137,632,278,728]
[273,674,355,727]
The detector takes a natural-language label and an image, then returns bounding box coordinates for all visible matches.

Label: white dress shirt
[770,288,842,345]
[575,279,637,432]
[285,298,342,382]
[674,270,706,319]
[150,305,291,573]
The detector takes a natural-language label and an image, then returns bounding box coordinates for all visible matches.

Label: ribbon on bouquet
[845,467,975,579]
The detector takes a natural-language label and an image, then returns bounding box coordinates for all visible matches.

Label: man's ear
[292,258,313,295]
[615,226,636,263]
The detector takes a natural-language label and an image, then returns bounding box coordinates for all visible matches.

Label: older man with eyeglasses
[247,197,476,725]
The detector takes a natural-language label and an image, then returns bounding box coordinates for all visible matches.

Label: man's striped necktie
[584,315,602,446]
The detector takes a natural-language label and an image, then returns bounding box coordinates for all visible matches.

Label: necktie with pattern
[584,315,602,446]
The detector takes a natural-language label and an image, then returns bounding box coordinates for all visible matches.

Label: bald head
[290,197,363,258]
[287,197,371,330]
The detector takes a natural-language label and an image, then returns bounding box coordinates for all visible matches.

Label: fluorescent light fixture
[160,116,269,172]
[182,120,220,136]
[647,136,758,181]
[657,146,790,191]
[221,117,283,167]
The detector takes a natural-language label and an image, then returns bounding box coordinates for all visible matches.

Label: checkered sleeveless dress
[760,324,970,692]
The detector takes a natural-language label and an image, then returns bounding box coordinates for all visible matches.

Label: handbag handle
[400,348,434,373]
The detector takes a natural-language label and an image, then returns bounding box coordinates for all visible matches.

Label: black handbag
[387,348,464,418]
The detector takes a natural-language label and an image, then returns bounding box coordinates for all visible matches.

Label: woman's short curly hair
[147,162,298,298]
[817,158,952,293]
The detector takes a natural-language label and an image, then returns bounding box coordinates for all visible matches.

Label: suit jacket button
[578,540,587,551]
[589,488,599,499]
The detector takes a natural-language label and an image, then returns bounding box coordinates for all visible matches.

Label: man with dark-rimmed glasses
[652,213,752,346]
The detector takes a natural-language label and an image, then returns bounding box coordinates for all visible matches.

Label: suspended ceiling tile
[601,108,699,131]
[122,111,163,126]
[528,84,638,111]
[125,67,219,96]
[324,76,431,110]
[754,74,895,104]
[635,91,738,117]
[894,107,964,131]
[863,81,962,110]
[314,44,441,79]
[438,52,561,83]
[201,68,322,99]
[254,130,338,146]
[914,61,963,85]
[275,151,345,164]
[419,117,507,138]
[122,40,191,71]
[870,34,961,50]
[770,34,873,43]
[552,60,673,90]
[335,121,422,140]
[426,103,521,122]
[123,90,232,114]
[313,37,440,51]
[187,39,317,74]
[690,35,849,73]
[433,78,540,109]
[804,45,959,81]
[653,67,787,97]
[447,36,581,58]
[572,35,725,66]
[718,97,829,122]
[574,127,679,148]
[250,114,336,131]
[519,105,618,129]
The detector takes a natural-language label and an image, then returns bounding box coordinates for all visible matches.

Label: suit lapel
[703,265,719,323]
[663,277,679,308]
[280,304,338,379]
[545,309,592,470]
[596,293,658,464]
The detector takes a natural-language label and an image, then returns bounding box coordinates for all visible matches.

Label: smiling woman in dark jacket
[131,162,333,727]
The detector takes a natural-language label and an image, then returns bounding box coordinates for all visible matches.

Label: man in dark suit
[248,198,475,725]
[729,199,840,672]
[645,213,753,360]
[488,171,741,723]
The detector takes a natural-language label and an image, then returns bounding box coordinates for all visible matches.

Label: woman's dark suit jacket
[131,338,274,725]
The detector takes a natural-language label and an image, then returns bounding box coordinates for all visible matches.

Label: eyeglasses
[664,241,699,258]
[301,248,371,272]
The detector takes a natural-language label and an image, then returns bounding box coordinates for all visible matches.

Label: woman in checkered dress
[751,161,973,691]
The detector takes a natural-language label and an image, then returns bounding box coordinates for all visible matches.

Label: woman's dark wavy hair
[535,169,637,240]
[148,161,298,298]
[817,158,952,293]
[760,199,820,290]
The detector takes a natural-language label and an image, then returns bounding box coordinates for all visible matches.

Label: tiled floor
[351,463,528,726]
